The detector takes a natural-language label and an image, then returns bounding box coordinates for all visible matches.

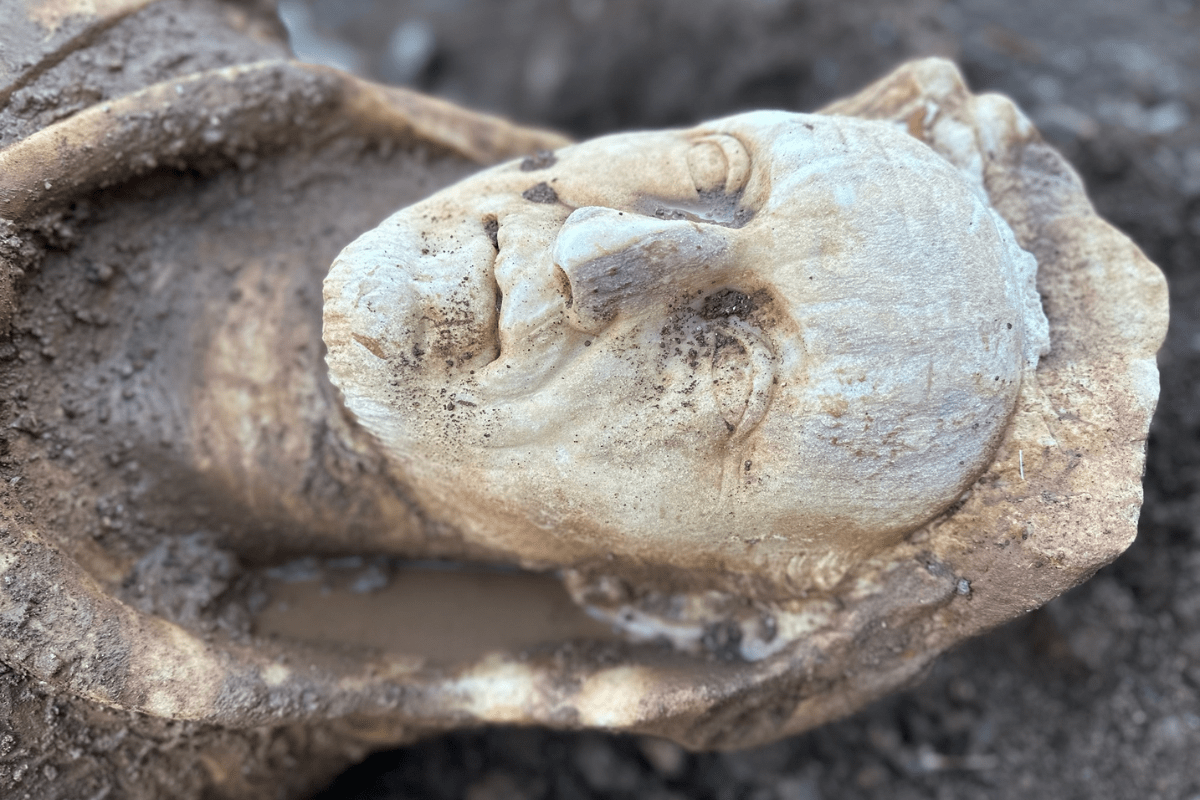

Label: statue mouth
[468,211,588,402]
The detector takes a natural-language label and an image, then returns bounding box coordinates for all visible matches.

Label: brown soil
[0,0,286,149]
[0,96,482,800]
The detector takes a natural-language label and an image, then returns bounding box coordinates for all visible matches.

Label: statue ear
[709,318,776,442]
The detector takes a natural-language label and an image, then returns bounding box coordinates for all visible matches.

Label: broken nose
[552,206,731,333]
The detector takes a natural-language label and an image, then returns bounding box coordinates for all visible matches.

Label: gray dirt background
[285,1,1200,798]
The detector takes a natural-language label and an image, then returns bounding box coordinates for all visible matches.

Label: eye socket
[687,134,751,196]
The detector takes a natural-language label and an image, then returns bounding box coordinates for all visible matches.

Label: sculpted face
[324,111,1048,590]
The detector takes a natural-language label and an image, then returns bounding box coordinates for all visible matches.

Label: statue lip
[469,212,589,402]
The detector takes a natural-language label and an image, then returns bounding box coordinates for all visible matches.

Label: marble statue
[0,16,1166,791]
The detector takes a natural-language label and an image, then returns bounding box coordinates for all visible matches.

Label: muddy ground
[288,1,1200,798]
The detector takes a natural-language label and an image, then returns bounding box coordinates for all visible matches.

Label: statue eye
[687,134,751,196]
[688,141,728,194]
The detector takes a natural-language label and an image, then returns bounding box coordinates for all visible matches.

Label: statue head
[323,110,1048,591]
